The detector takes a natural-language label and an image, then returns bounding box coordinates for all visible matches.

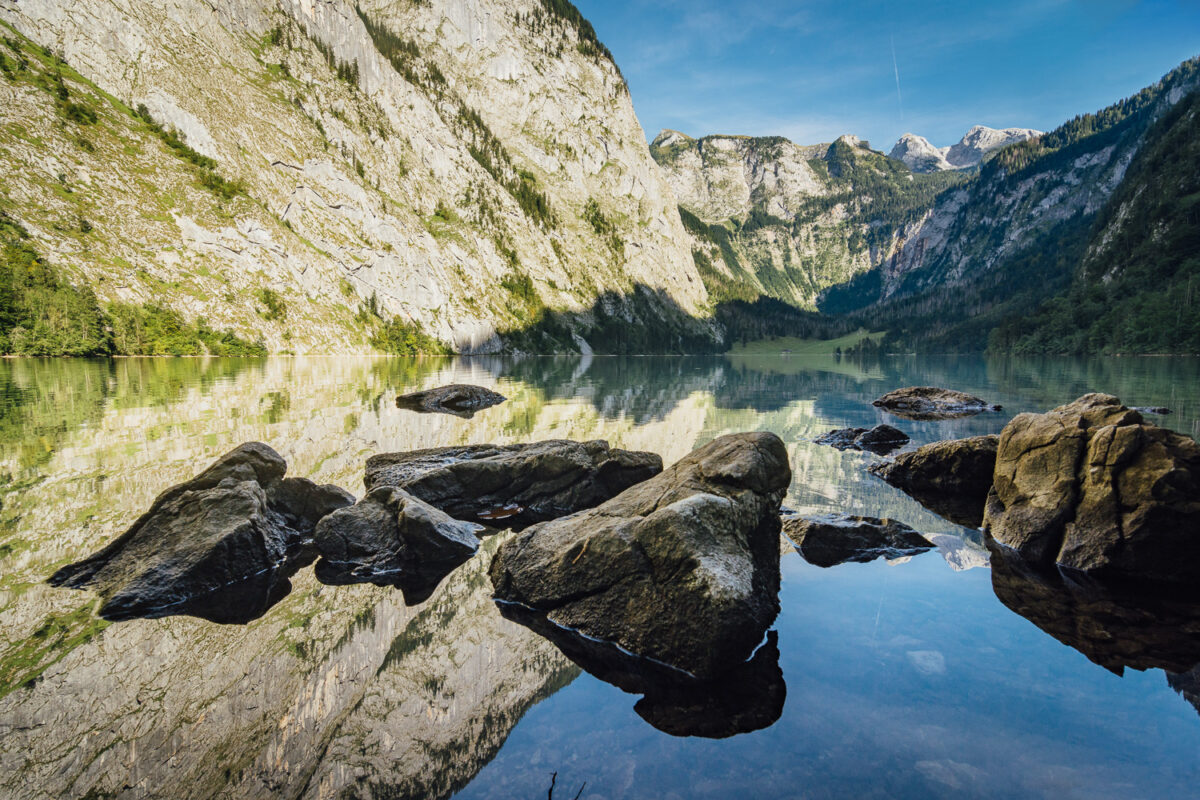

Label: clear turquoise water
[1,354,1198,799]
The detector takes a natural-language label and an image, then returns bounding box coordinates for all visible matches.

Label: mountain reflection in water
[2,354,1200,799]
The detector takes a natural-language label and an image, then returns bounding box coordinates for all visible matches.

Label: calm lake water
[2,353,1200,799]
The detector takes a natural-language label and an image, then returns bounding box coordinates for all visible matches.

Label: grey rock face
[984,394,1200,584]
[365,439,663,527]
[815,424,908,454]
[782,514,933,568]
[395,384,507,418]
[489,432,791,679]
[872,386,1001,420]
[869,435,1000,528]
[49,442,354,621]
[314,486,481,603]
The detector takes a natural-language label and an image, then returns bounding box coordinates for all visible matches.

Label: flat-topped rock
[815,424,909,454]
[365,439,662,528]
[869,435,999,528]
[873,386,1001,420]
[490,432,791,680]
[49,443,354,621]
[395,384,506,418]
[985,394,1200,585]
[782,514,933,567]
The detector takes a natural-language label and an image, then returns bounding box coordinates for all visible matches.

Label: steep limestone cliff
[650,129,966,309]
[0,0,708,353]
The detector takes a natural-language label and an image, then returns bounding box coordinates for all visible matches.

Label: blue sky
[571,0,1200,149]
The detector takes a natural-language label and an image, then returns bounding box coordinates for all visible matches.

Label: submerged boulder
[815,424,909,454]
[869,435,999,527]
[489,432,791,680]
[365,439,663,528]
[782,514,933,567]
[314,486,482,604]
[49,443,354,621]
[873,386,1001,420]
[984,394,1200,584]
[395,384,506,418]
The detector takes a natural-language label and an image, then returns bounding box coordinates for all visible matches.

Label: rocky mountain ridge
[0,0,711,354]
[888,125,1042,173]
[650,129,967,309]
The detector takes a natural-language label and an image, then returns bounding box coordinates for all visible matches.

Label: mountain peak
[889,125,1042,172]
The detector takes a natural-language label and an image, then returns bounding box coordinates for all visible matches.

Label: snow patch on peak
[889,125,1042,172]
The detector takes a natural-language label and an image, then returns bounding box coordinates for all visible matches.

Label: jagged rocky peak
[889,125,1042,172]
[889,133,953,172]
[946,125,1042,167]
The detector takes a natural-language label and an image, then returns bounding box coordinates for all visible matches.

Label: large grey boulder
[984,394,1200,584]
[489,432,791,679]
[783,514,933,567]
[395,384,506,418]
[869,435,999,527]
[314,487,482,604]
[49,443,354,621]
[873,386,1001,420]
[365,439,663,528]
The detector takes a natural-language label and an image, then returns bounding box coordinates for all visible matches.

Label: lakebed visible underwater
[2,353,1200,800]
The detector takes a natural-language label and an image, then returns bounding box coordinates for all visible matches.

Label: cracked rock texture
[489,431,791,679]
[984,394,1200,584]
[0,0,708,353]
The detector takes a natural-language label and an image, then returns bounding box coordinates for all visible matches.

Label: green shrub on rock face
[369,317,446,356]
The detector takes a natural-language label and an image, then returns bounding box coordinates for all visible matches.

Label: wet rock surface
[869,435,999,528]
[1133,406,1172,416]
[365,439,663,528]
[873,386,1001,420]
[489,432,791,679]
[782,514,934,568]
[314,487,482,604]
[814,424,909,454]
[984,394,1200,584]
[49,443,355,621]
[989,543,1200,675]
[395,384,507,418]
[499,602,784,738]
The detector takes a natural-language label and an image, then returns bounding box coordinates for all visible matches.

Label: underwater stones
[365,439,663,528]
[869,435,1000,528]
[489,432,791,680]
[815,424,909,454]
[49,442,354,621]
[984,394,1200,584]
[395,384,507,418]
[873,386,1001,420]
[782,514,934,567]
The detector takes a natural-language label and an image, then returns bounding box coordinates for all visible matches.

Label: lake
[2,353,1200,800]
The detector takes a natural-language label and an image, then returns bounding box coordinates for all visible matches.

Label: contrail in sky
[891,35,904,120]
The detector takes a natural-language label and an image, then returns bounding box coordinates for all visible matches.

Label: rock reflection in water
[989,543,1200,675]
[314,549,475,606]
[497,602,786,739]
[108,559,310,624]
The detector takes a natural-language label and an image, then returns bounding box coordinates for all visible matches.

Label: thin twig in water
[548,772,557,799]
[573,782,587,800]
